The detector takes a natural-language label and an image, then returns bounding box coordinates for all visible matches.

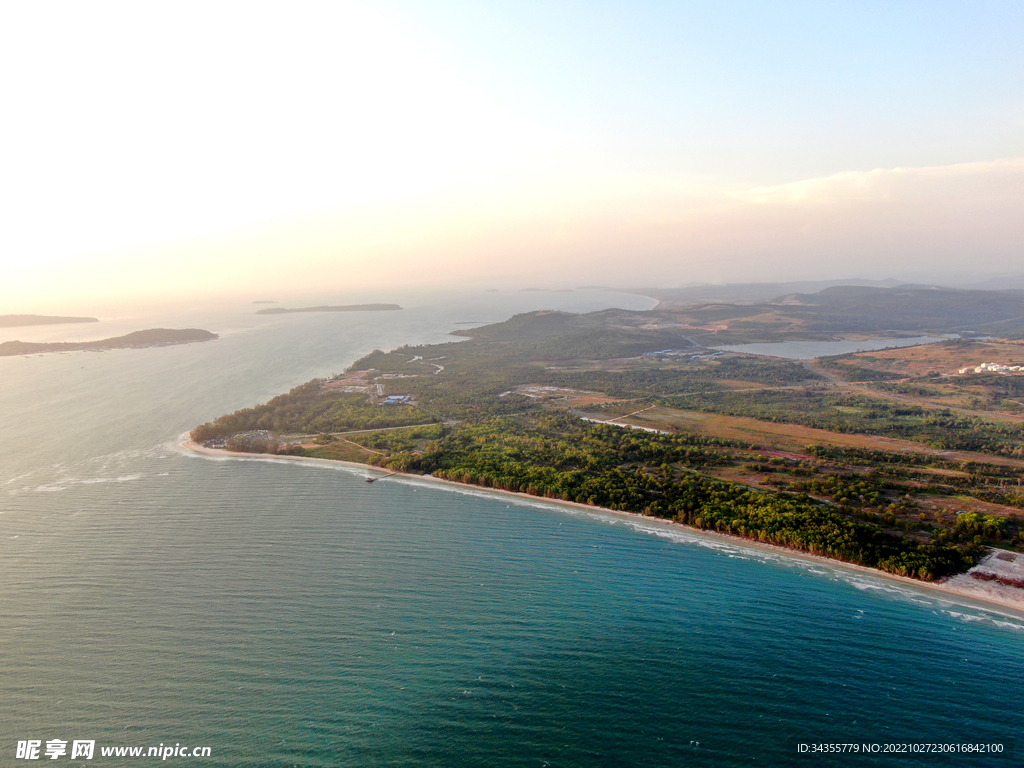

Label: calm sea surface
[1,291,1021,767]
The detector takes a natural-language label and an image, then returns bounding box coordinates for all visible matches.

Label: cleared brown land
[598,409,1024,523]
[594,405,1024,469]
[516,385,622,407]
[710,462,1024,524]
[803,359,1024,424]
[609,406,929,453]
[847,340,1024,376]
[714,378,793,391]
[918,495,1024,521]
[304,441,378,462]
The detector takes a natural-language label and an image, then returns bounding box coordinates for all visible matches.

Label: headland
[190,285,1024,607]
[1,328,217,356]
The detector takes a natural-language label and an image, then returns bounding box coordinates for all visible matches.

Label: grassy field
[842,340,1024,376]
[577,403,1024,469]
[815,340,1024,418]
[196,303,1024,569]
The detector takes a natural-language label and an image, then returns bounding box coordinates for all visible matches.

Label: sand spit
[180,438,1024,618]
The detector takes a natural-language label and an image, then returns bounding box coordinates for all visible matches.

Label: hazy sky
[2,1,1022,309]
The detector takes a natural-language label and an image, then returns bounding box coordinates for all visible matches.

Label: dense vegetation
[190,381,436,442]
[665,389,1024,457]
[193,301,1024,583]
[351,342,818,419]
[372,414,978,581]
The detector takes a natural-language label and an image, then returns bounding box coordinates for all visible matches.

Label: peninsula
[1,328,218,356]
[256,304,402,315]
[192,286,1024,603]
[0,314,98,327]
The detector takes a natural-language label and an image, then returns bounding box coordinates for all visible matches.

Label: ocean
[1,290,1021,767]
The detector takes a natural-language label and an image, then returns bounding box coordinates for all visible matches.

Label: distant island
[191,284,1024,609]
[256,304,403,315]
[0,314,98,328]
[0,328,217,357]
[252,300,277,304]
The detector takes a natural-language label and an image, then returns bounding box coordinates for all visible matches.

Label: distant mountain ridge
[637,285,1024,343]
[457,286,1024,344]
[965,274,1024,291]
[452,308,692,359]
[644,279,905,306]
[761,286,1024,333]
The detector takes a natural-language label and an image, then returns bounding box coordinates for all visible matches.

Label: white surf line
[178,434,1024,620]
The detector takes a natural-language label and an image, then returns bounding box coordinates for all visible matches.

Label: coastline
[181,438,1024,619]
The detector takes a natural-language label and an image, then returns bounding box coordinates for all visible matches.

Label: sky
[1,1,1022,310]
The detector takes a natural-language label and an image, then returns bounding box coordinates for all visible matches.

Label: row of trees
[374,414,980,581]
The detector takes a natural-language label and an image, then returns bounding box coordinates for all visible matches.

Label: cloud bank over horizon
[2,2,1022,310]
[6,156,1021,310]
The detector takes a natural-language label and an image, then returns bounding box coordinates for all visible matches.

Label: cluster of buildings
[322,370,373,393]
[958,362,1024,374]
[642,349,724,360]
[320,370,414,404]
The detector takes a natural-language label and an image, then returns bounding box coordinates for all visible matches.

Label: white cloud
[738,158,1024,205]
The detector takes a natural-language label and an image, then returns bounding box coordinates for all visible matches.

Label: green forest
[190,381,436,442]
[370,413,978,581]
[192,303,1024,582]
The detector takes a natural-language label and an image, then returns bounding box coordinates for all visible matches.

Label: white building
[962,362,1024,374]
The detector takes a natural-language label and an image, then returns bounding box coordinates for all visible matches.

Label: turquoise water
[1,291,1021,767]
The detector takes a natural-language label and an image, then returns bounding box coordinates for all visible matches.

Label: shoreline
[181,438,1024,619]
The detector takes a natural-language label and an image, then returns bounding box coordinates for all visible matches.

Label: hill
[0,328,218,356]
[644,279,904,306]
[635,285,1024,343]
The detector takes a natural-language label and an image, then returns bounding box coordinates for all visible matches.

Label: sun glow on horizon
[2,1,1023,310]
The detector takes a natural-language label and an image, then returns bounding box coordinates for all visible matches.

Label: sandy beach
[181,438,1024,619]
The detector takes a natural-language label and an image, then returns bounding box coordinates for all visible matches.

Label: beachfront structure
[959,362,1024,374]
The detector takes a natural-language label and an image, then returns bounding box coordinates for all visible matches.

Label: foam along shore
[181,438,1024,618]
